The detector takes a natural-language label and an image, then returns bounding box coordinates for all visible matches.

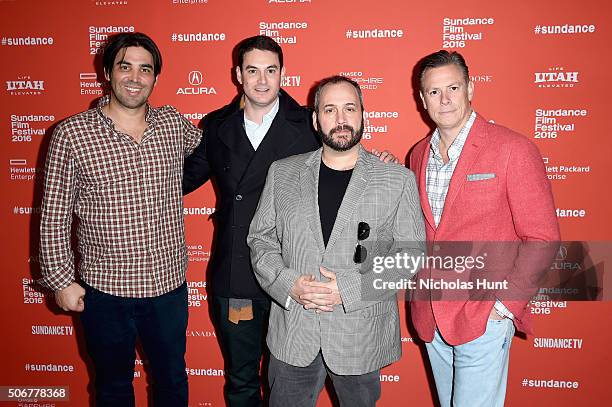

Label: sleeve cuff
[38,262,76,292]
[494,299,515,320]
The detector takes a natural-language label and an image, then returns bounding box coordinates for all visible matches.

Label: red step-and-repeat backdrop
[1,0,610,405]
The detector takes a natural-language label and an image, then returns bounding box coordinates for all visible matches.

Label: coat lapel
[417,139,436,230]
[325,146,372,252]
[217,113,254,184]
[235,91,310,188]
[240,110,305,187]
[437,115,488,228]
[300,149,325,254]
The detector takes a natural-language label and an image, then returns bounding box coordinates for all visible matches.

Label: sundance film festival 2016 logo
[259,21,308,44]
[442,17,494,48]
[187,280,207,307]
[535,67,579,88]
[176,71,216,95]
[534,107,586,141]
[10,114,55,143]
[89,25,135,54]
[6,76,44,96]
[23,278,51,305]
[361,110,400,141]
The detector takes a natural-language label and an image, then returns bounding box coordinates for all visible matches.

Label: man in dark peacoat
[183,36,320,407]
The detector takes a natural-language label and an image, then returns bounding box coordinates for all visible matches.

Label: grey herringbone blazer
[248,145,425,375]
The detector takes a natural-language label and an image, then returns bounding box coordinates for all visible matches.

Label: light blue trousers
[426,318,515,407]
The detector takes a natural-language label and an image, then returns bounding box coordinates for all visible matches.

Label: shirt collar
[244,96,280,127]
[430,110,476,162]
[96,95,156,129]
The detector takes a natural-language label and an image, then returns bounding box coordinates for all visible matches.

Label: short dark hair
[236,35,283,69]
[103,32,162,77]
[418,50,469,89]
[313,75,364,113]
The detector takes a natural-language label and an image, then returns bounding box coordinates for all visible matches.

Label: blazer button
[235,194,243,201]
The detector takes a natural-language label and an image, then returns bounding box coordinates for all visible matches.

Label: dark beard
[317,118,364,152]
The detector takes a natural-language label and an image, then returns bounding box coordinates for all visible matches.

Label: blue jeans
[80,282,189,407]
[425,318,515,407]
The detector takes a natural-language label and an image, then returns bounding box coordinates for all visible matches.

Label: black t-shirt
[318,160,353,247]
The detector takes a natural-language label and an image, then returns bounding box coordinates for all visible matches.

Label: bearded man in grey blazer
[247,75,425,407]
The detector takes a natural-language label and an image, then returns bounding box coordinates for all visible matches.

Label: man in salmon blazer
[409,50,560,407]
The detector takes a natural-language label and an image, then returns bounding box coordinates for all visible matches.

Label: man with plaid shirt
[39,33,201,406]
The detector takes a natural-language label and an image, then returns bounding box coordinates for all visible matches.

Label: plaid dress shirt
[39,96,202,297]
[426,111,476,226]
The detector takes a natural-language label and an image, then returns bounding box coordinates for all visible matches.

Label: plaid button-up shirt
[426,111,476,226]
[39,96,202,297]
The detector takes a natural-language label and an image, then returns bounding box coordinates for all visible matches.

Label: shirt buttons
[235,194,243,201]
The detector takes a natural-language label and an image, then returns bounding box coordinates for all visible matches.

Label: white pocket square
[467,173,496,181]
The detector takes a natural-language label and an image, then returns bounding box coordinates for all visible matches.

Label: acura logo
[189,71,203,86]
[555,245,568,261]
